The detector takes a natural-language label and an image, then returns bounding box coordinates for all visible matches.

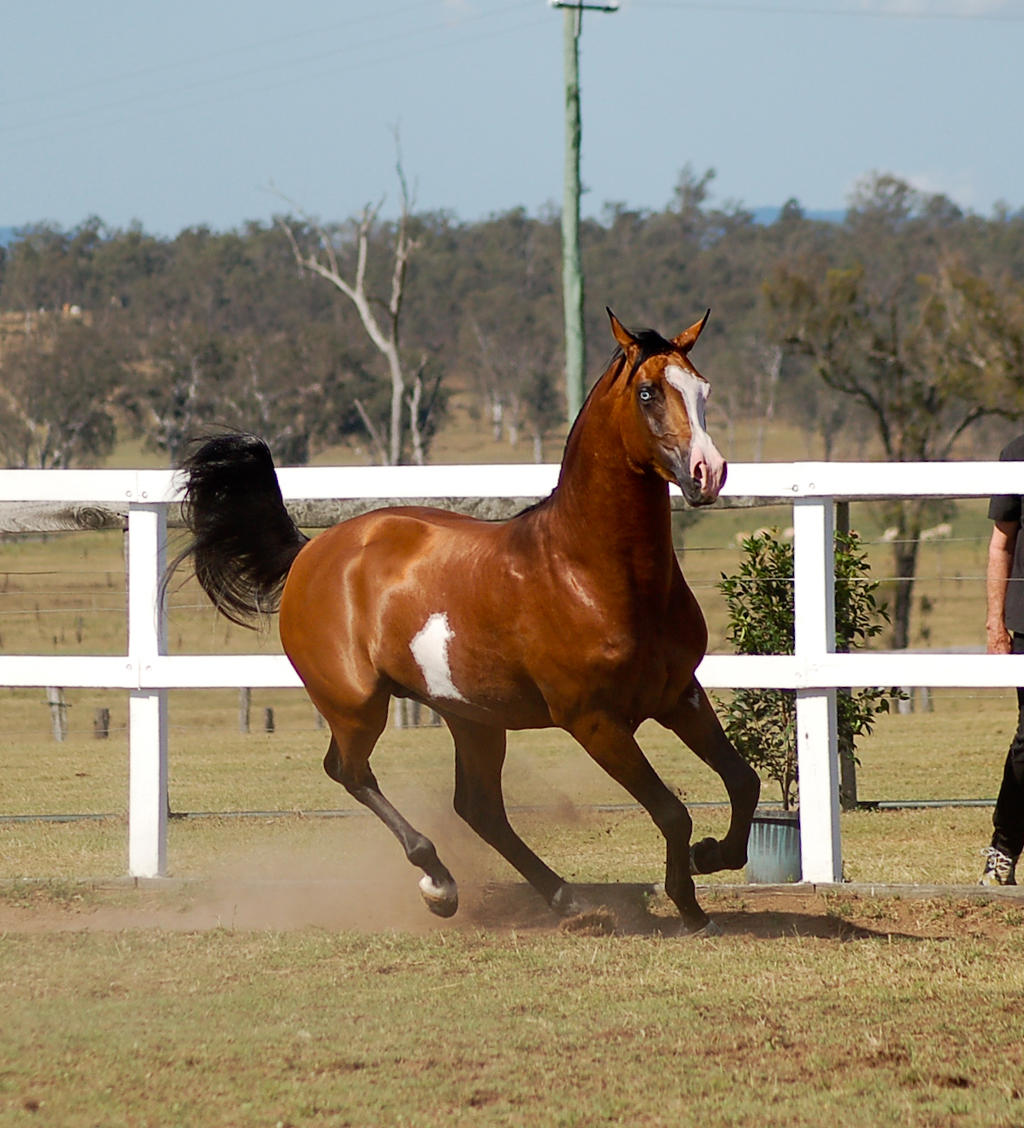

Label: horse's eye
[638,385,655,404]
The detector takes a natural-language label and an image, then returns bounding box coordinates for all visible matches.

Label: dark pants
[993,634,1024,857]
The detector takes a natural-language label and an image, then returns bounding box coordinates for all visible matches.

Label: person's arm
[987,519,1018,655]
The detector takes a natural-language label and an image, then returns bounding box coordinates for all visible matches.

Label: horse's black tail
[167,433,309,629]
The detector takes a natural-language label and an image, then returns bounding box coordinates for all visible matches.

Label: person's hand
[987,623,1012,655]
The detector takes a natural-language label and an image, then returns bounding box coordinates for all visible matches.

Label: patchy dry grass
[1,901,1023,1127]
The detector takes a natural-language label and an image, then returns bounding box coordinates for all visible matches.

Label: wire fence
[0,519,1001,745]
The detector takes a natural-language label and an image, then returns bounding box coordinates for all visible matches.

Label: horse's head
[607,309,727,506]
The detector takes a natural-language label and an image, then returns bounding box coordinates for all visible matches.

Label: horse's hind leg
[322,712,459,918]
[447,716,576,915]
[659,680,760,875]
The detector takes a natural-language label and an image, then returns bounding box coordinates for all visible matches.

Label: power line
[1,5,545,144]
[0,1,434,111]
[636,0,1024,20]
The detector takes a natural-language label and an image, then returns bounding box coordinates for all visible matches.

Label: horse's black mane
[611,326,675,383]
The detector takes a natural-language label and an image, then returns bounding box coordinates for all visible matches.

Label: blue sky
[2,0,1021,235]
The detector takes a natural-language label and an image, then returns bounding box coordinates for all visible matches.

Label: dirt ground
[1,878,1022,941]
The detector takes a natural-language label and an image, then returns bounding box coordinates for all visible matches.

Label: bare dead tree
[405,351,436,468]
[275,162,423,465]
[751,341,781,463]
[471,319,518,446]
[470,319,560,456]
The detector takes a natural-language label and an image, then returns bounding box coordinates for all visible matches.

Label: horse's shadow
[464,882,922,941]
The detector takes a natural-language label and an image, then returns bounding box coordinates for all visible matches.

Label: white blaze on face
[410,613,468,702]
[664,363,727,497]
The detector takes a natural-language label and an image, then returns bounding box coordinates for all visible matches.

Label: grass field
[0,904,1022,1128]
[0,690,1013,890]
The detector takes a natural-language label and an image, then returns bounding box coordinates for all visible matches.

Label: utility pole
[549,0,618,424]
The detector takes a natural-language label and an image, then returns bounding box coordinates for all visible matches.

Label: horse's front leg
[568,713,712,934]
[659,679,760,875]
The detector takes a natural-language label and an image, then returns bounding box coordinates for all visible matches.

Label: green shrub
[716,528,891,809]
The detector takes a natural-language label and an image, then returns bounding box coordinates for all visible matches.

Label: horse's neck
[546,385,675,583]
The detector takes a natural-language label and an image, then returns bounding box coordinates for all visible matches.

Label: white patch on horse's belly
[410,613,468,702]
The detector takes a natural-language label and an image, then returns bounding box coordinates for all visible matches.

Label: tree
[10,167,1024,486]
[519,367,563,463]
[763,174,1024,647]
[1,221,94,312]
[0,314,126,468]
[128,322,373,466]
[276,162,441,466]
[469,307,563,460]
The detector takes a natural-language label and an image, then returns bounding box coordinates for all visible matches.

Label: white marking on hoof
[418,874,459,918]
[410,613,468,702]
[682,917,721,939]
[550,885,583,918]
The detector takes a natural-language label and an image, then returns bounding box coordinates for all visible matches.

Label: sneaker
[979,846,1018,886]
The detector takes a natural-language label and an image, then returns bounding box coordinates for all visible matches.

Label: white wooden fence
[3,460,1024,885]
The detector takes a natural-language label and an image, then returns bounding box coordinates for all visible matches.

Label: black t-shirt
[988,434,1024,633]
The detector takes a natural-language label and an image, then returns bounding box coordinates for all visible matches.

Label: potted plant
[716,527,892,881]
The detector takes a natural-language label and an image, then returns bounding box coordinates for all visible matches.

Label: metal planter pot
[745,809,802,884]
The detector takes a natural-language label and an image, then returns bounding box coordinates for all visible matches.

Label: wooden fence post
[390,699,441,728]
[93,706,110,739]
[46,686,68,742]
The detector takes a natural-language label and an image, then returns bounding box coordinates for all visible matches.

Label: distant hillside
[752,206,845,225]
[0,211,846,246]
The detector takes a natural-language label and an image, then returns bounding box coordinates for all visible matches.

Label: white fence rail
[3,460,1024,885]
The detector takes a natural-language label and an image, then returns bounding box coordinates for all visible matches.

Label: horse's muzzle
[678,456,727,507]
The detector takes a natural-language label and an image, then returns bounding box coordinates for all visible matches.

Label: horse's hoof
[689,836,721,875]
[678,917,721,939]
[549,885,582,918]
[419,875,459,918]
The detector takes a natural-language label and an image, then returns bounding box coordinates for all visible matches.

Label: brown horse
[172,310,759,935]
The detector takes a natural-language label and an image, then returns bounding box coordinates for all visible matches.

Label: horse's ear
[607,308,637,352]
[672,309,711,353]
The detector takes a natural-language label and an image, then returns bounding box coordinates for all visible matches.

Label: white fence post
[127,502,168,878]
[793,496,843,882]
